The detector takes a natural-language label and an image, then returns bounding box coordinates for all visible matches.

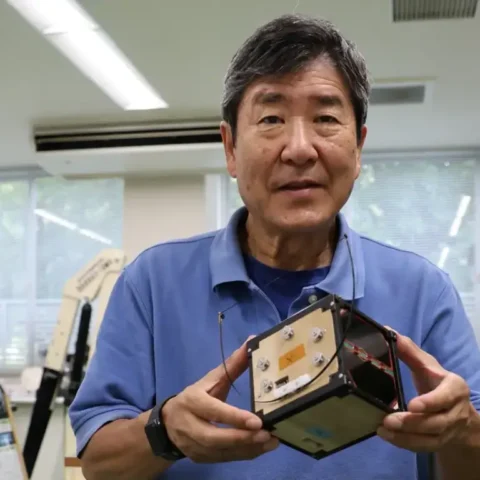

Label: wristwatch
[144,395,186,461]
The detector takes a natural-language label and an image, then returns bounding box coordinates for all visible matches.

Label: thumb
[391,328,445,391]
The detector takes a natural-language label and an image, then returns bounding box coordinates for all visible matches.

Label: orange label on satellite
[279,344,306,370]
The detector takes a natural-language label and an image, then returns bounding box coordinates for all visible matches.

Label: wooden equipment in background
[0,385,28,480]
[21,249,127,479]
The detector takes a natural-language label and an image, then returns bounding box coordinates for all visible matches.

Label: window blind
[343,157,475,296]
[0,176,123,375]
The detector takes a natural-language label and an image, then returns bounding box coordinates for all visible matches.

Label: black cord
[217,274,282,393]
[217,232,355,400]
[218,312,240,394]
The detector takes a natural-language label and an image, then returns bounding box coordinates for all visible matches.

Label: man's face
[220,58,367,234]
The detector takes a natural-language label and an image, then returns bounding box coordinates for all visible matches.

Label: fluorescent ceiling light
[368,204,384,217]
[34,208,112,245]
[449,195,471,237]
[456,195,471,219]
[7,0,96,35]
[437,246,450,269]
[78,228,112,245]
[7,0,168,110]
[34,208,77,230]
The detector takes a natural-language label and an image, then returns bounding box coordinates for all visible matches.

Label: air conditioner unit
[34,120,223,152]
[392,0,478,22]
[34,120,226,177]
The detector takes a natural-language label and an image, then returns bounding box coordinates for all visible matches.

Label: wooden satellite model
[247,294,406,459]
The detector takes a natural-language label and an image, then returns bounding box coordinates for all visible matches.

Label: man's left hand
[377,330,474,452]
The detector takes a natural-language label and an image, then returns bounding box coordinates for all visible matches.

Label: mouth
[278,180,321,191]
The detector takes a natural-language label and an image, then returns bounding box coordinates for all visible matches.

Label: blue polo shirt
[69,207,480,480]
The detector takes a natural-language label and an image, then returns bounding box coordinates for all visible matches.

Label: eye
[316,115,337,124]
[259,115,282,124]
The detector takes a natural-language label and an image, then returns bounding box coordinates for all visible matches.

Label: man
[69,13,480,480]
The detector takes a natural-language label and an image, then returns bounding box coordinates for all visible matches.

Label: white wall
[123,175,208,260]
[7,173,212,480]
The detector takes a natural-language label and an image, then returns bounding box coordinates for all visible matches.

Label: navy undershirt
[244,254,330,321]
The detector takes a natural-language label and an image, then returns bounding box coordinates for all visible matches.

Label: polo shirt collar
[210,206,365,300]
[210,207,251,287]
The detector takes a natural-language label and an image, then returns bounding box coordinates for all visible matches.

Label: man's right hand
[161,338,280,463]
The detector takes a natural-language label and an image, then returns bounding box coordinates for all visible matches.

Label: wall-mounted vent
[393,0,478,22]
[34,121,222,152]
[370,84,426,106]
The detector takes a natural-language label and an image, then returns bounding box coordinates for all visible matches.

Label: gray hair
[221,14,371,144]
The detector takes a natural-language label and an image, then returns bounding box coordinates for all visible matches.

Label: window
[343,156,476,323]
[0,173,123,375]
[343,157,475,303]
[223,153,478,338]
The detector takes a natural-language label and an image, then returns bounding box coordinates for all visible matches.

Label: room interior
[0,0,479,479]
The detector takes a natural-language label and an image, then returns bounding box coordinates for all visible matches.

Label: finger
[184,413,278,463]
[199,340,251,388]
[383,410,453,436]
[386,397,470,438]
[185,388,262,430]
[167,409,275,462]
[377,426,443,452]
[408,374,469,413]
[192,416,273,449]
[394,333,442,377]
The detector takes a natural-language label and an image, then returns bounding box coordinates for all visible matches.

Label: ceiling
[0,0,479,174]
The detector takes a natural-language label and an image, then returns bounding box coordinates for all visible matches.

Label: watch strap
[145,395,185,461]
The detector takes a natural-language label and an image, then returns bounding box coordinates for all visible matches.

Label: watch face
[145,397,186,461]
[145,417,184,460]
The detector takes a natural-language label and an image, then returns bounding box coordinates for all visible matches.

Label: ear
[220,121,237,178]
[354,125,368,179]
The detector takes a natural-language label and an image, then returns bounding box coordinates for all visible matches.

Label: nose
[280,120,318,165]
